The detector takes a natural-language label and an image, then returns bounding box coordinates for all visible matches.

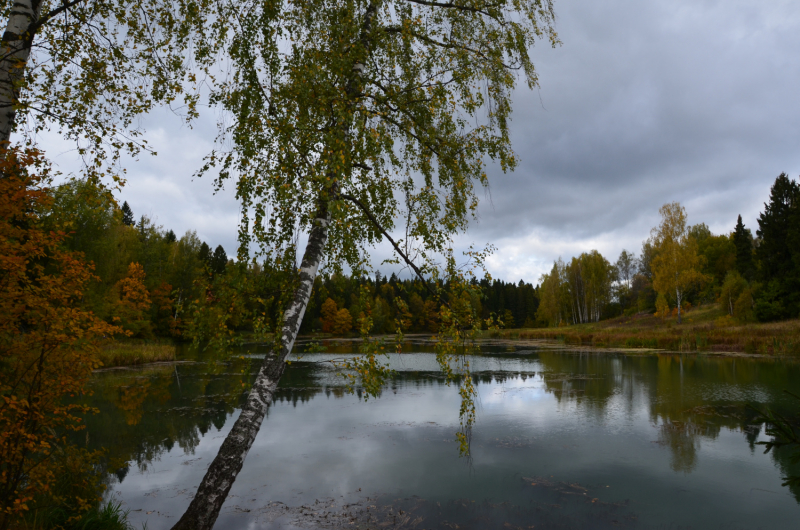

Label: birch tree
[650,202,705,324]
[564,251,614,323]
[0,0,218,175]
[172,0,558,528]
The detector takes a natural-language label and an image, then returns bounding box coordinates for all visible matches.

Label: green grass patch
[97,339,176,367]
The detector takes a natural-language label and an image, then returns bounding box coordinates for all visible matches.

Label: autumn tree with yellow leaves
[650,203,706,324]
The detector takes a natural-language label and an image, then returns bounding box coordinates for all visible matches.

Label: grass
[22,501,136,530]
[70,501,136,530]
[491,304,800,355]
[96,339,176,368]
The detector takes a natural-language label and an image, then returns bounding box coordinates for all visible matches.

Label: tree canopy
[204,0,558,271]
[650,202,705,324]
[0,0,220,178]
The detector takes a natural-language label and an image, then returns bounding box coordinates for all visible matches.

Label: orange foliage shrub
[320,298,338,333]
[332,308,353,335]
[0,149,119,527]
[111,262,152,337]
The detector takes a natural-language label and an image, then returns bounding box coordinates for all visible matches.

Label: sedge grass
[96,339,176,368]
[495,305,800,355]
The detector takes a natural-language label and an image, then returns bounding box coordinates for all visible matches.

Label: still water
[86,340,800,529]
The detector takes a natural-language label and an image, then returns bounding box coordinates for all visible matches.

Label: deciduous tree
[0,0,219,177]
[320,298,339,333]
[111,262,152,337]
[650,203,706,324]
[333,308,353,335]
[173,0,558,527]
[0,149,119,528]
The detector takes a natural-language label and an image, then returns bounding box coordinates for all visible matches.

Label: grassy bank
[492,305,800,355]
[97,339,177,368]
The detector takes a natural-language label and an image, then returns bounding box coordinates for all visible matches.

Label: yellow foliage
[650,203,707,322]
[320,298,338,334]
[332,308,353,335]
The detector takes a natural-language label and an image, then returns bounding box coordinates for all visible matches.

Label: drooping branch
[340,192,438,299]
[383,26,515,69]
[403,0,502,20]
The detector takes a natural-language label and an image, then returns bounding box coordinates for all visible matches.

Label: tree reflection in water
[81,343,800,526]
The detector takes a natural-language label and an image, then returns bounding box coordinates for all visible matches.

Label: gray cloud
[36,0,800,282]
[467,0,800,280]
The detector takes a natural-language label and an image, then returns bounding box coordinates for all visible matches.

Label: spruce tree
[733,215,754,281]
[754,173,800,320]
[197,242,212,270]
[756,173,798,280]
[211,245,228,275]
[121,201,135,226]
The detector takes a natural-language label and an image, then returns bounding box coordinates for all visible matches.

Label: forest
[36,172,799,346]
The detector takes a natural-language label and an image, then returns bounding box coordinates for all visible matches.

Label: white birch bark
[170,208,330,530]
[0,0,40,148]
[172,4,378,528]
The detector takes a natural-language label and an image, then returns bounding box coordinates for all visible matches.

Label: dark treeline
[300,273,540,335]
[45,172,800,341]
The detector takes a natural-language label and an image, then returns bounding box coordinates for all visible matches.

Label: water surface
[86,341,800,529]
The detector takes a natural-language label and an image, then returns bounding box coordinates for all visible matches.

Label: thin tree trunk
[170,207,330,530]
[173,5,377,527]
[0,0,41,148]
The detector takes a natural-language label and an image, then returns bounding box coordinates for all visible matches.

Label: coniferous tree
[733,215,754,281]
[754,173,800,321]
[756,174,798,280]
[121,201,135,226]
[165,229,177,243]
[198,242,213,271]
[211,245,228,275]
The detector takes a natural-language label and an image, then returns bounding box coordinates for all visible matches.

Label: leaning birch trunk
[0,0,41,149]
[170,207,330,530]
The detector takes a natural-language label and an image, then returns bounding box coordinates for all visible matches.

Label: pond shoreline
[295,334,800,360]
[92,330,799,373]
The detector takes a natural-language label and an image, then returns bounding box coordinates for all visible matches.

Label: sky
[39,0,800,284]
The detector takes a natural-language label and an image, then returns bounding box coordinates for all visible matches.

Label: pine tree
[733,215,754,281]
[165,229,177,243]
[121,201,135,226]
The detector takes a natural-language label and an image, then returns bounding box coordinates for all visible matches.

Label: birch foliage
[205,0,559,269]
[650,202,706,323]
[0,0,221,177]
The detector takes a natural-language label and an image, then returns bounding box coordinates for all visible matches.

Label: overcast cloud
[38,0,800,283]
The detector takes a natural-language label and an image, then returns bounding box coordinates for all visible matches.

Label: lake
[85,339,800,529]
